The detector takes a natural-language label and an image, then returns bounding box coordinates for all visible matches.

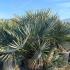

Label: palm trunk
[3,54,20,70]
[46,47,57,64]
[42,47,57,70]
[3,55,15,70]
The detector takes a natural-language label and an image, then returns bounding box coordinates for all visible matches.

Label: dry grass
[55,65,70,70]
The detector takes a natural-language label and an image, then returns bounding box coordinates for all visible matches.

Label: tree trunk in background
[0,61,3,70]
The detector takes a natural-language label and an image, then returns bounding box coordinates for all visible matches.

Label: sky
[0,0,70,19]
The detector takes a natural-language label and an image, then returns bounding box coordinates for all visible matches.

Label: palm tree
[0,10,70,70]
